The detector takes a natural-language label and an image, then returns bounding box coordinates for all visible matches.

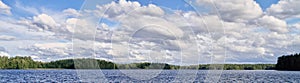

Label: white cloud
[21,42,72,59]
[93,0,185,40]
[90,0,207,64]
[33,14,58,29]
[18,12,78,35]
[196,0,263,22]
[95,0,164,19]
[267,0,300,19]
[257,15,288,33]
[65,18,78,33]
[291,23,300,29]
[183,13,250,34]
[0,0,11,15]
[17,14,61,32]
[34,43,69,49]
[0,35,15,41]
[226,37,266,55]
[63,8,81,17]
[0,51,9,57]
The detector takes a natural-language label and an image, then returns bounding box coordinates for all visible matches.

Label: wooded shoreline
[0,56,275,70]
[276,53,300,71]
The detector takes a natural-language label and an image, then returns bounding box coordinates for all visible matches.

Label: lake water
[0,70,300,82]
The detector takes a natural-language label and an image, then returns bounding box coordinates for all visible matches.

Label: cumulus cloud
[65,18,78,33]
[196,0,263,22]
[17,12,79,37]
[33,14,58,30]
[90,0,206,64]
[267,0,300,19]
[18,42,73,61]
[95,0,164,19]
[0,0,11,15]
[93,0,170,39]
[291,23,300,29]
[17,14,60,32]
[33,43,70,56]
[257,15,288,33]
[182,12,250,34]
[63,8,81,17]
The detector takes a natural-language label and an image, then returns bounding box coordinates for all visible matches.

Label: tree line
[276,53,300,70]
[0,56,117,69]
[0,56,275,70]
[0,56,43,69]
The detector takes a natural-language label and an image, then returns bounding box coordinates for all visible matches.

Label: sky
[0,0,300,65]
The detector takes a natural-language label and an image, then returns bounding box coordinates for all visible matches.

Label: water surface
[0,70,299,82]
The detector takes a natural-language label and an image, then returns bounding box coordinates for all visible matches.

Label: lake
[0,70,299,82]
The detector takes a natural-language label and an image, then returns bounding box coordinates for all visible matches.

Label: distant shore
[0,56,276,70]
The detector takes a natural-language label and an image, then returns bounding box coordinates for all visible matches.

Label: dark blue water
[0,70,299,82]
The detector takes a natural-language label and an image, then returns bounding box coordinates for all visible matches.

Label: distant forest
[276,53,300,71]
[0,56,276,70]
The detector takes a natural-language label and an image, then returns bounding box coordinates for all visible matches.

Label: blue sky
[2,0,279,17]
[255,0,279,11]
[0,0,300,64]
[2,0,84,18]
[5,0,296,26]
[2,0,279,9]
